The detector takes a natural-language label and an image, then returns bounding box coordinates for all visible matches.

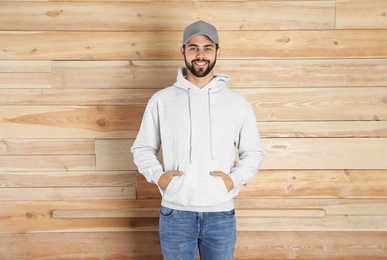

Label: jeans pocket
[221,209,235,218]
[160,206,175,217]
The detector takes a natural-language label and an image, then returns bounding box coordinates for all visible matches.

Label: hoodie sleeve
[131,97,164,185]
[229,100,266,187]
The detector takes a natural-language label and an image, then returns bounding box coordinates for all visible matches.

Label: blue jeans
[159,206,236,260]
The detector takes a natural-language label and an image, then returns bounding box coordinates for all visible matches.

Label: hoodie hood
[174,67,230,92]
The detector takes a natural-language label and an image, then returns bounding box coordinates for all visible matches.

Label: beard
[184,57,217,78]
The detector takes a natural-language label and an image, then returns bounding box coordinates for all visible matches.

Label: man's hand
[158,171,184,190]
[210,171,234,192]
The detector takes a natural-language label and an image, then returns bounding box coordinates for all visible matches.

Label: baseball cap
[183,20,219,45]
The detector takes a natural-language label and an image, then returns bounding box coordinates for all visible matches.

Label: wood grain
[0,171,136,187]
[51,59,387,89]
[336,0,387,29]
[137,170,387,199]
[1,30,387,60]
[0,0,386,259]
[0,231,385,260]
[0,1,334,31]
[95,138,387,171]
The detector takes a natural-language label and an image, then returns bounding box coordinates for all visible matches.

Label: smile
[193,61,208,67]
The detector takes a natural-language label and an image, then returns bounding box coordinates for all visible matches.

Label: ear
[181,46,185,57]
[216,47,221,58]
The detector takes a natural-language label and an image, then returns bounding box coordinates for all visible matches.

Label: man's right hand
[158,171,184,190]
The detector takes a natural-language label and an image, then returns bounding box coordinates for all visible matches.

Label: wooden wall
[0,0,386,259]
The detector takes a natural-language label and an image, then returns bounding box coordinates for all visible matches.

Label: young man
[131,20,266,260]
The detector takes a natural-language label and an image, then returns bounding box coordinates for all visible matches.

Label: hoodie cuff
[150,166,165,185]
[229,170,243,188]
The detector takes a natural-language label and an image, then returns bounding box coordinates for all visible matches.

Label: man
[131,20,266,260]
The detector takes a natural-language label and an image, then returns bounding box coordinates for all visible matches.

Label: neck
[186,71,214,88]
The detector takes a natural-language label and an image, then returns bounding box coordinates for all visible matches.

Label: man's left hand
[210,171,234,192]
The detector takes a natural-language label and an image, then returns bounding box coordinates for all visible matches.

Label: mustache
[192,59,210,63]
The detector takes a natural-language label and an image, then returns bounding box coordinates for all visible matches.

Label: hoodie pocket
[165,175,184,195]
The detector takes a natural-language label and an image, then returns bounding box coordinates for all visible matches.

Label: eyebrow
[187,44,215,48]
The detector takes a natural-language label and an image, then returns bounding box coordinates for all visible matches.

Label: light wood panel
[0,73,51,88]
[0,1,335,31]
[0,155,95,171]
[0,139,94,155]
[1,0,386,259]
[0,187,135,201]
[137,170,387,199]
[0,171,135,187]
[1,30,387,60]
[1,87,385,120]
[0,232,386,260]
[95,138,387,171]
[336,0,387,29]
[51,59,387,89]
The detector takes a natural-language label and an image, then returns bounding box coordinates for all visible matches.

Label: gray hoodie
[131,67,265,212]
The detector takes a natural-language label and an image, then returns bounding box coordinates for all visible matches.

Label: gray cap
[183,20,219,45]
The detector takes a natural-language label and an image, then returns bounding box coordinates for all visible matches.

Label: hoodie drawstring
[188,88,193,164]
[187,87,214,163]
[208,88,214,161]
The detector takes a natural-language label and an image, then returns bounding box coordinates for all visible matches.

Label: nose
[196,49,205,60]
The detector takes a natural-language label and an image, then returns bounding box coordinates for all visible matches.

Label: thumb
[174,171,184,176]
[210,171,223,176]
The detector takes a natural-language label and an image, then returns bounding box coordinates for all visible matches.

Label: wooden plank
[240,170,387,198]
[237,215,387,231]
[0,139,94,155]
[262,138,387,170]
[0,155,95,171]
[95,139,135,171]
[234,231,387,259]
[1,87,385,121]
[259,121,387,138]
[0,232,386,260]
[0,90,156,104]
[98,138,387,171]
[0,232,163,260]
[137,170,387,199]
[0,60,51,73]
[1,30,386,60]
[336,0,387,29]
[0,105,144,139]
[0,171,136,187]
[234,198,387,216]
[53,209,160,218]
[52,59,387,89]
[245,87,387,121]
[0,187,135,201]
[0,2,334,31]
[0,73,51,88]
[51,60,179,89]
[1,109,386,139]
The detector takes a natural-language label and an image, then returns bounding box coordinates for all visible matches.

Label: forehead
[185,34,216,46]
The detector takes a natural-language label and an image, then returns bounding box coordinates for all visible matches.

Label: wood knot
[25,212,45,220]
[96,119,108,128]
[276,37,290,43]
[271,144,287,149]
[47,10,63,17]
